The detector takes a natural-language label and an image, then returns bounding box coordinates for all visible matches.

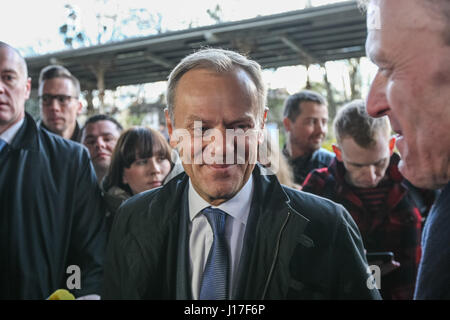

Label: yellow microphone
[47,289,75,300]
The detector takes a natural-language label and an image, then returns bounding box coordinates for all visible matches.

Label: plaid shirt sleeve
[302,168,330,197]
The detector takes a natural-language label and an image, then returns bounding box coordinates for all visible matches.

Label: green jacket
[102,165,381,300]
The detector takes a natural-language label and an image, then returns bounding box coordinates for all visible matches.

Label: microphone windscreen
[47,289,75,300]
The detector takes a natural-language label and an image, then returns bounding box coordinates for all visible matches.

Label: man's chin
[398,159,446,190]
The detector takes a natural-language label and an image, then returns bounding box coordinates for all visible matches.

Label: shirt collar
[0,117,25,144]
[188,175,254,226]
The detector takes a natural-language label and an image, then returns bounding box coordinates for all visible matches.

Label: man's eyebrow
[83,134,96,140]
[1,68,19,75]
[185,115,203,122]
[227,116,254,125]
[347,157,388,167]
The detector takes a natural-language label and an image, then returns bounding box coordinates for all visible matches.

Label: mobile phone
[366,251,394,264]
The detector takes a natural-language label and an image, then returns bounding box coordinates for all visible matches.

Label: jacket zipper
[261,210,291,299]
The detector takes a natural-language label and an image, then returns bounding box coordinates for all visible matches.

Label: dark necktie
[199,207,230,300]
[0,139,7,157]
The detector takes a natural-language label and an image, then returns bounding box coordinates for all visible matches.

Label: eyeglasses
[39,94,78,107]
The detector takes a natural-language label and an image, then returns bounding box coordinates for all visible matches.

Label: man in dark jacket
[0,42,107,299]
[282,90,334,185]
[38,65,83,142]
[103,48,380,300]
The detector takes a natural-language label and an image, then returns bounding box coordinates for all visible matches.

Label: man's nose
[364,165,378,183]
[46,98,62,111]
[95,137,106,149]
[366,71,390,118]
[316,121,327,135]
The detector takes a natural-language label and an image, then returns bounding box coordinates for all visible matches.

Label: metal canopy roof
[25,0,367,92]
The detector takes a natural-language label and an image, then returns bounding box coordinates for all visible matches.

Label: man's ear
[261,108,268,129]
[165,108,177,148]
[282,117,291,132]
[258,108,269,144]
[25,77,31,100]
[389,136,396,155]
[332,144,342,161]
[76,100,83,116]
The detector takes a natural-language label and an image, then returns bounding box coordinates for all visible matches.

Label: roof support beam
[145,52,174,69]
[280,35,318,64]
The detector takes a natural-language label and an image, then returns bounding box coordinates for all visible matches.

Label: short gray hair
[334,100,391,148]
[359,0,450,45]
[166,48,267,125]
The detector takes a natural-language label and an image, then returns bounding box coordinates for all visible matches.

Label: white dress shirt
[188,175,253,300]
[0,117,24,144]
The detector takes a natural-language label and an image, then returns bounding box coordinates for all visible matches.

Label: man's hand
[372,259,401,276]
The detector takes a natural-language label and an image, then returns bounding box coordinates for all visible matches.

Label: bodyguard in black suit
[0,42,106,299]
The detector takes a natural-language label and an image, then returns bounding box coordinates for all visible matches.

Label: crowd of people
[0,0,449,300]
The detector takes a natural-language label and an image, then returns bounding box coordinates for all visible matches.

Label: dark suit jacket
[102,165,381,300]
[0,113,107,299]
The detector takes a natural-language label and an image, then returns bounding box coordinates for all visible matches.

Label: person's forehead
[41,77,76,93]
[297,101,328,117]
[85,120,120,135]
[174,68,259,121]
[0,46,26,76]
[340,136,389,162]
[177,67,256,94]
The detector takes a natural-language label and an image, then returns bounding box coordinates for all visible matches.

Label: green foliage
[123,114,146,127]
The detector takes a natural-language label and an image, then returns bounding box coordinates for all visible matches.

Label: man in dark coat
[0,42,106,299]
[362,0,450,299]
[37,65,83,142]
[102,48,380,300]
[282,90,334,185]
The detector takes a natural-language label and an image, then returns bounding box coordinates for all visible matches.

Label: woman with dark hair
[102,126,179,221]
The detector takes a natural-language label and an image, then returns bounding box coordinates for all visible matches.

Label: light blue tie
[199,207,230,300]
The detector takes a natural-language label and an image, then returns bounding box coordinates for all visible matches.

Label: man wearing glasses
[38,65,83,142]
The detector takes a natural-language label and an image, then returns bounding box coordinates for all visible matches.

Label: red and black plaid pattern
[302,154,422,300]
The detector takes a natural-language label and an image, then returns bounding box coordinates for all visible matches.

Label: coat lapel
[234,166,310,299]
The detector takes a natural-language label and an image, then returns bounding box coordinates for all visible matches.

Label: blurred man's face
[166,68,266,206]
[39,77,82,139]
[0,46,31,134]
[283,101,328,158]
[335,134,393,188]
[365,0,450,189]
[82,120,121,174]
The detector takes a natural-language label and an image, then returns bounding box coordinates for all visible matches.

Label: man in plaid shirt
[302,100,424,300]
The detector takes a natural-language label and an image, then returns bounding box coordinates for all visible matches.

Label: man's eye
[378,67,392,77]
[2,74,14,82]
[57,96,69,104]
[235,124,250,130]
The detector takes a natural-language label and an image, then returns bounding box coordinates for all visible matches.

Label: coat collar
[9,113,40,152]
[149,164,310,299]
